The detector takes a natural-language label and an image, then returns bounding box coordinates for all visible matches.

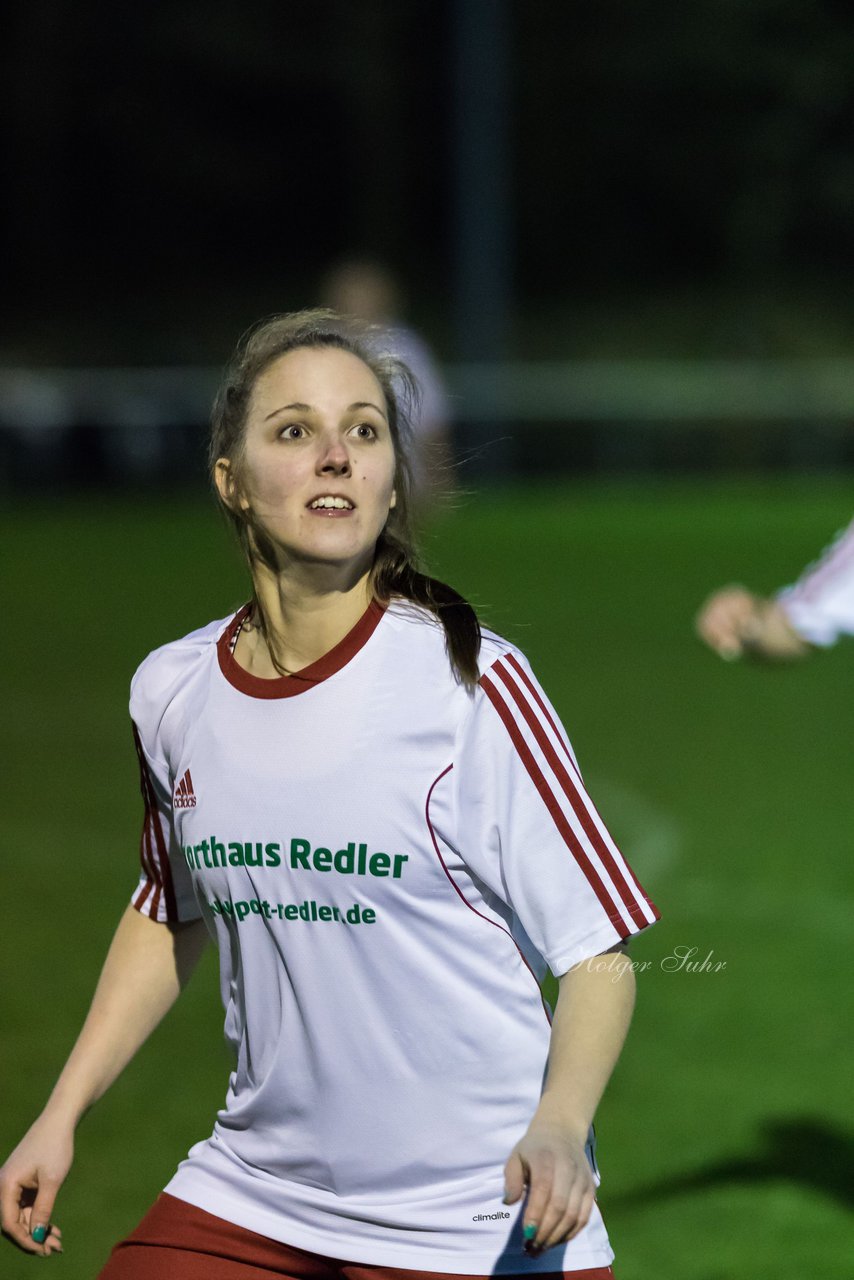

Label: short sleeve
[453,650,659,975]
[130,721,202,924]
[777,520,854,647]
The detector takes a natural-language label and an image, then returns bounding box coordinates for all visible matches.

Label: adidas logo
[173,768,197,809]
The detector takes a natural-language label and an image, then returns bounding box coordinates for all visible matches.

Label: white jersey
[130,599,659,1273]
[777,519,854,647]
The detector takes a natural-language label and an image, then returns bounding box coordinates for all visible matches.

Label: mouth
[307,495,355,515]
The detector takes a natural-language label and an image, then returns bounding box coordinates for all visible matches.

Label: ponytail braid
[371,528,481,690]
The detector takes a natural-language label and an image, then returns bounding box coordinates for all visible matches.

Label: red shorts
[97,1193,616,1280]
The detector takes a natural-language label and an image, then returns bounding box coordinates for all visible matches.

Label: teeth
[310,496,353,509]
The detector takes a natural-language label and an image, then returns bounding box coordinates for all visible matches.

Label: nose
[317,433,351,476]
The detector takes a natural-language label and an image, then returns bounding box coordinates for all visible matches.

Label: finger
[520,1154,557,1248]
[43,1224,64,1256]
[533,1153,594,1249]
[502,1151,526,1205]
[696,590,756,654]
[562,1184,596,1244]
[530,1171,571,1250]
[696,619,742,658]
[701,612,745,653]
[0,1219,47,1256]
[28,1179,60,1251]
[542,1176,595,1248]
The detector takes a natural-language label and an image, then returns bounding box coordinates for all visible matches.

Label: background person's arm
[0,905,209,1257]
[503,946,636,1253]
[695,585,811,660]
[697,519,854,660]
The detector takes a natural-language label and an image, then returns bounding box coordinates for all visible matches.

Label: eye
[278,423,306,440]
[351,421,377,440]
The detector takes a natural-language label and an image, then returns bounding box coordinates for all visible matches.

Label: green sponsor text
[183,836,408,879]
[209,896,376,926]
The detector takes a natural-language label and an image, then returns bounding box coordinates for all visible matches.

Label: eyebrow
[264,400,388,422]
[264,402,310,420]
[349,401,388,420]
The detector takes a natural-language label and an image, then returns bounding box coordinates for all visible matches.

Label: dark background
[5,0,854,365]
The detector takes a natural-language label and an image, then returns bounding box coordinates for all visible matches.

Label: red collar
[217,599,386,699]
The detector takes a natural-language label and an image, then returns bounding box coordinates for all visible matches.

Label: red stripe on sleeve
[504,653,581,780]
[132,729,157,911]
[491,660,656,929]
[133,880,153,912]
[131,723,179,922]
[481,674,635,935]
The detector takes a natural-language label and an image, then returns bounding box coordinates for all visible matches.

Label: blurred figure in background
[696,521,854,659]
[321,258,453,510]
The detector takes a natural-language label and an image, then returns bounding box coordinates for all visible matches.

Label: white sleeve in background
[777,519,854,647]
[453,650,659,976]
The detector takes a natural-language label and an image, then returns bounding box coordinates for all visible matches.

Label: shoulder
[383,597,443,635]
[381,599,456,668]
[130,611,236,726]
[477,625,527,679]
[382,601,529,682]
[468,628,558,747]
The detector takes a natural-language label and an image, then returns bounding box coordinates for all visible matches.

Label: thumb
[28,1179,59,1244]
[503,1150,527,1205]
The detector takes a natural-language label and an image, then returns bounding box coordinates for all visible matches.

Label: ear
[215,458,248,512]
[389,489,397,510]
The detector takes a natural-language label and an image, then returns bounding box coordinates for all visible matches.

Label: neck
[243,561,375,677]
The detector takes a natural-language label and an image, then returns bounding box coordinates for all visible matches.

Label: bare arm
[504,946,636,1253]
[695,585,810,661]
[0,905,209,1257]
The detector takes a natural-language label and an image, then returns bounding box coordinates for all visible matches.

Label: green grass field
[2,478,853,1280]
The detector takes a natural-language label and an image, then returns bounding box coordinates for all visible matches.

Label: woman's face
[217,346,397,581]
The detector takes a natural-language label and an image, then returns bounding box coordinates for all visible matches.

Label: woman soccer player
[0,312,659,1279]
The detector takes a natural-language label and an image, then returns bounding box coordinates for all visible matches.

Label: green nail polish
[31,1224,48,1244]
[523,1223,537,1240]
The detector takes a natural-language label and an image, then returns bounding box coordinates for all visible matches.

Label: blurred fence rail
[3,360,854,485]
[0,367,220,432]
[450,359,854,422]
[5,360,854,430]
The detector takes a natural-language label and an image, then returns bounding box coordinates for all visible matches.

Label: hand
[503,1120,596,1253]
[695,585,809,661]
[0,1116,72,1257]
